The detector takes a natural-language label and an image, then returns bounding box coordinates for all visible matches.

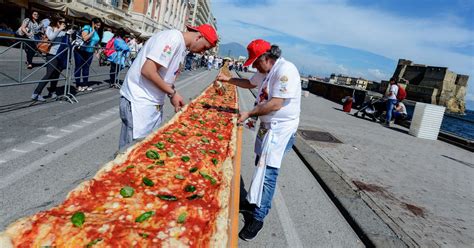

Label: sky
[212,0,474,109]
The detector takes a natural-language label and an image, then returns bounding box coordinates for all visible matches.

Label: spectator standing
[385,77,399,127]
[74,18,102,92]
[101,27,114,47]
[207,54,214,70]
[31,15,69,101]
[107,28,130,88]
[16,11,43,69]
[127,35,138,62]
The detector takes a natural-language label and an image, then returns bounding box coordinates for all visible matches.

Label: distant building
[392,59,469,113]
[2,0,213,39]
[329,74,370,90]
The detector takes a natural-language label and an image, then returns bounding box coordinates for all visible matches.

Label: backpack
[104,37,116,57]
[396,84,407,101]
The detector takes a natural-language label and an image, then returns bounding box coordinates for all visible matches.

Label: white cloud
[368,69,389,81]
[213,0,474,78]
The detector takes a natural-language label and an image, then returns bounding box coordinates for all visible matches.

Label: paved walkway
[297,91,474,247]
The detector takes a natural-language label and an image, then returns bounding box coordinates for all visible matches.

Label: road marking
[0,160,6,164]
[60,129,72,133]
[31,141,46,145]
[274,187,304,248]
[82,120,93,124]
[0,119,121,189]
[72,124,83,128]
[100,113,109,117]
[46,135,60,139]
[12,149,27,153]
[91,116,101,120]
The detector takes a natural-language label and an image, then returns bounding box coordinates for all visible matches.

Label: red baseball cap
[243,39,271,67]
[186,24,218,47]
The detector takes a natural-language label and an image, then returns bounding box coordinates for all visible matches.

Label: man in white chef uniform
[216,39,301,241]
[119,24,218,150]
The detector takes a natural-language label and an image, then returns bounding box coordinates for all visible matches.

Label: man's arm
[238,97,285,123]
[141,59,184,112]
[216,73,256,89]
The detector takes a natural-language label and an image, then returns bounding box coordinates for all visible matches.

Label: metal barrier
[0,35,131,104]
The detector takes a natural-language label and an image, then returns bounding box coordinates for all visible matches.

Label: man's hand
[170,92,185,112]
[216,72,231,83]
[238,111,250,123]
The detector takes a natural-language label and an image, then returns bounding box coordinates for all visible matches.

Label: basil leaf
[181,156,190,162]
[175,174,185,180]
[166,137,175,143]
[153,142,165,150]
[185,185,196,192]
[146,150,160,160]
[208,149,218,154]
[177,212,187,224]
[164,131,173,134]
[199,171,217,185]
[139,233,149,238]
[121,165,135,172]
[217,134,224,140]
[211,158,219,165]
[189,167,198,173]
[211,129,217,133]
[154,160,165,166]
[201,137,210,143]
[186,194,203,200]
[86,238,103,247]
[166,151,174,157]
[120,186,134,198]
[199,120,206,124]
[71,212,85,228]
[199,149,206,154]
[196,132,203,136]
[147,165,155,169]
[178,131,187,136]
[142,177,154,186]
[157,194,178,201]
[180,122,188,127]
[135,211,155,223]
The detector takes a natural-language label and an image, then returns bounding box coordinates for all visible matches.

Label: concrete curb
[293,134,409,248]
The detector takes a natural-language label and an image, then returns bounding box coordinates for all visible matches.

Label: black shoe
[239,218,264,241]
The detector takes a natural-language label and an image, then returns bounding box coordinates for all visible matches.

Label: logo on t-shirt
[163,45,172,55]
[258,87,269,103]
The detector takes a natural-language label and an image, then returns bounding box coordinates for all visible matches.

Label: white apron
[131,102,163,139]
[247,119,298,207]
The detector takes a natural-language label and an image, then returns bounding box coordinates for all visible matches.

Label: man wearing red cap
[217,39,301,241]
[118,24,218,150]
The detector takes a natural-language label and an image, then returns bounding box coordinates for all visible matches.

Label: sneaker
[86,86,93,91]
[239,218,264,241]
[31,94,46,102]
[46,93,58,99]
[77,86,85,92]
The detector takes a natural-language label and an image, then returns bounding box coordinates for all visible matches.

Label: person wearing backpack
[73,18,102,92]
[106,28,129,88]
[31,15,67,101]
[384,77,399,127]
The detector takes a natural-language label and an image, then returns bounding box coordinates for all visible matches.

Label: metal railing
[0,35,130,104]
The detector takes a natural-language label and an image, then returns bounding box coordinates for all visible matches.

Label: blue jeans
[386,99,398,123]
[74,49,93,86]
[253,132,296,222]
[119,97,133,151]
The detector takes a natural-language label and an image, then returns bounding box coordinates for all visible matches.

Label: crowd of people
[12,11,145,101]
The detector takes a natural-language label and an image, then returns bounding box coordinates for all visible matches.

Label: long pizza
[0,72,239,247]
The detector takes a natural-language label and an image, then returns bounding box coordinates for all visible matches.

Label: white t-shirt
[397,102,407,115]
[250,58,301,123]
[120,30,187,105]
[388,84,399,100]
